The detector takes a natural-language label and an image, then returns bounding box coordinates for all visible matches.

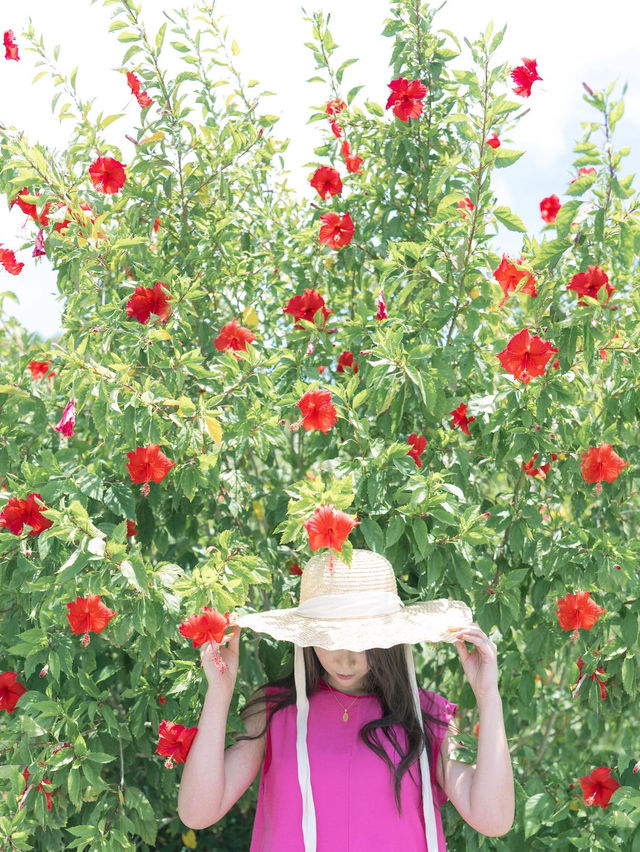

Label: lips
[337,673,353,679]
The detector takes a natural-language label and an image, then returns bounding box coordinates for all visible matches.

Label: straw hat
[235,547,473,650]
[235,547,474,852]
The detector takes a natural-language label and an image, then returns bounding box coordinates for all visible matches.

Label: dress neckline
[318,677,376,698]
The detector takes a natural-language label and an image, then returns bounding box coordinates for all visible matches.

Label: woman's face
[313,646,370,695]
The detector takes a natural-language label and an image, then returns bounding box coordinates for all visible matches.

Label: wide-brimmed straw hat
[235,547,474,852]
[235,547,473,650]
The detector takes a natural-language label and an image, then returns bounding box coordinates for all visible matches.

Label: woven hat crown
[300,548,397,603]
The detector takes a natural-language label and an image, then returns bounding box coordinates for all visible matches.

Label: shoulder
[418,686,458,726]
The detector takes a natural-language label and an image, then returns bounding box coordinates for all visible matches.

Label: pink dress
[249,679,457,851]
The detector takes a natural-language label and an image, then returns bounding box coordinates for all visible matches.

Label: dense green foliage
[1,0,639,849]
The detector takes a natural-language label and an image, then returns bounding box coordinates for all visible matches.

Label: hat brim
[234,598,474,652]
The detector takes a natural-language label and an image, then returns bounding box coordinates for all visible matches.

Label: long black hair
[233,644,453,815]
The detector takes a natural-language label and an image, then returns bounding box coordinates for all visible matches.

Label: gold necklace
[325,680,361,722]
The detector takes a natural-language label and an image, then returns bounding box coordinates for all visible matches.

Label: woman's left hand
[449,623,499,700]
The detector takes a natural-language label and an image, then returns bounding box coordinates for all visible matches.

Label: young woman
[177,549,514,850]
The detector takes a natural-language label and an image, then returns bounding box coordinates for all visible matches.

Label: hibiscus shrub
[1,0,640,849]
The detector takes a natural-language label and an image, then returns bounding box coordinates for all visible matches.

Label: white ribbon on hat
[296,590,403,619]
[293,590,439,852]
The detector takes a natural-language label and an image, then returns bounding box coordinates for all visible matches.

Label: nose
[334,649,358,668]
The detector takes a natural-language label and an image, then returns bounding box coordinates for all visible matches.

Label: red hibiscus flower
[318,211,354,249]
[214,317,257,352]
[540,194,561,223]
[126,71,152,108]
[522,452,556,479]
[496,328,558,384]
[89,156,126,194]
[325,99,346,138]
[556,591,606,639]
[288,560,302,576]
[486,132,501,149]
[340,140,363,173]
[385,77,427,121]
[579,444,628,494]
[578,768,620,808]
[0,493,53,537]
[493,255,538,308]
[179,606,230,647]
[376,288,388,320]
[510,57,542,97]
[283,288,332,330]
[126,520,137,537]
[337,351,358,374]
[20,767,53,811]
[126,445,177,496]
[66,594,117,647]
[450,403,475,436]
[570,166,597,185]
[156,720,198,769]
[304,503,359,553]
[0,245,24,276]
[153,217,161,232]
[126,281,172,324]
[3,30,19,61]
[0,672,27,713]
[458,197,474,219]
[325,99,346,116]
[290,389,337,434]
[54,398,76,437]
[407,433,427,468]
[567,265,614,306]
[28,360,52,379]
[310,166,343,200]
[11,187,51,226]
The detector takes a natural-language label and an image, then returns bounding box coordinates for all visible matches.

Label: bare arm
[436,691,514,837]
[177,625,267,830]
[177,686,267,830]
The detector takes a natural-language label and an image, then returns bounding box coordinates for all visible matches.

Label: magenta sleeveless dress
[249,679,457,851]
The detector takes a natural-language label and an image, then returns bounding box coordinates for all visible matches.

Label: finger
[227,624,241,648]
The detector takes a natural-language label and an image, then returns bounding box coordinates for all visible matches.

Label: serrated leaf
[493,205,527,233]
[493,148,525,168]
[205,416,222,445]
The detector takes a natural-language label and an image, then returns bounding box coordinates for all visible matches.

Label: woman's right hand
[199,624,241,697]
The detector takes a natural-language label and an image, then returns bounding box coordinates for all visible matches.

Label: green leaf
[493,148,525,168]
[493,205,527,233]
[359,518,385,554]
[385,515,405,548]
[532,237,572,270]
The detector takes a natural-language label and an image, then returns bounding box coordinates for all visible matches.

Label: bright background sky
[1,0,639,340]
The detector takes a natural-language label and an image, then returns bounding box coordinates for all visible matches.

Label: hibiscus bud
[279,419,286,426]
[487,588,495,595]
[258,128,263,136]
[614,564,621,570]
[25,550,31,557]
[568,783,575,790]
[39,665,48,678]
[582,82,594,96]
[359,349,373,355]
[633,761,640,774]
[482,512,490,518]
[535,425,541,430]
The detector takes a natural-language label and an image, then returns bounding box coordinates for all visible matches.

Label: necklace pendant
[342,711,349,722]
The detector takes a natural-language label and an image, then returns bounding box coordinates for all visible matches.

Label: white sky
[1,0,639,339]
